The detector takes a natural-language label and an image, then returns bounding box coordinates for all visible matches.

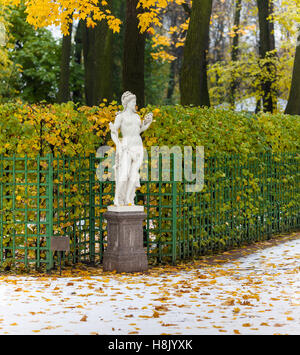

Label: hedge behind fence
[0,101,299,270]
[1,100,299,157]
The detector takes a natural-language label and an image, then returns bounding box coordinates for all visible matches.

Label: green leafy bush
[143,105,300,155]
[0,102,299,269]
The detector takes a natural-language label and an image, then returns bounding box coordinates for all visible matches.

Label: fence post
[171,154,177,265]
[89,153,96,265]
[0,155,3,266]
[46,153,54,272]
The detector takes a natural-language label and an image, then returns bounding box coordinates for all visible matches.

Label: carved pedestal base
[103,211,148,273]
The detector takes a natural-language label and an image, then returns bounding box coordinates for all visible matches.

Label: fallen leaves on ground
[0,232,299,335]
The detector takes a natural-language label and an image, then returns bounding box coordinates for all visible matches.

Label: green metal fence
[0,154,53,270]
[0,151,299,271]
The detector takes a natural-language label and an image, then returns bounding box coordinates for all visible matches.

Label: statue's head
[121,91,136,112]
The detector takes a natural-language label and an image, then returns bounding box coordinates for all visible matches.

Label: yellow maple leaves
[7,0,122,35]
[5,0,182,36]
[3,0,190,62]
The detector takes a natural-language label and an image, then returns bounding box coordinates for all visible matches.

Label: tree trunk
[167,59,176,104]
[112,0,126,102]
[57,20,73,103]
[285,32,300,115]
[94,21,113,104]
[82,2,114,106]
[123,0,146,109]
[180,0,212,107]
[229,0,242,107]
[257,0,277,113]
[73,19,84,104]
[166,10,178,104]
[82,22,95,106]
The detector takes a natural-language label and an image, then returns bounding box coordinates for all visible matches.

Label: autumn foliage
[0,101,299,271]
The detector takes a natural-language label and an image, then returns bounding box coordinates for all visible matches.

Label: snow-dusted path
[0,235,300,335]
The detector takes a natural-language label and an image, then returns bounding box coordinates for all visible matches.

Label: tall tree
[82,20,95,106]
[229,0,242,107]
[257,0,277,113]
[82,15,113,106]
[166,9,178,104]
[57,19,73,103]
[112,0,126,102]
[165,3,187,104]
[5,4,60,103]
[72,19,84,104]
[123,0,146,109]
[285,31,300,115]
[94,21,113,104]
[180,0,213,107]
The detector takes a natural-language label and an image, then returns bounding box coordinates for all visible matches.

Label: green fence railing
[0,154,53,270]
[0,151,299,271]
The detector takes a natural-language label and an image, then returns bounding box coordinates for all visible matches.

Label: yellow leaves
[222,298,235,306]
[153,310,160,318]
[106,16,122,34]
[152,34,171,48]
[242,293,260,302]
[137,11,161,33]
[42,297,52,302]
[2,100,120,157]
[239,300,253,306]
[86,17,96,28]
[9,0,122,35]
[175,42,184,48]
[149,27,184,61]
[189,295,198,299]
[154,305,168,312]
[242,323,251,327]
[0,231,299,335]
[152,108,160,116]
[151,50,176,62]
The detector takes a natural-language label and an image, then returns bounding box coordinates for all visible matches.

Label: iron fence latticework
[0,151,299,271]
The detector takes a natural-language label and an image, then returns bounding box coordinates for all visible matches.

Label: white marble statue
[109,91,153,206]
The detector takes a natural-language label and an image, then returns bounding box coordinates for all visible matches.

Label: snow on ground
[0,236,300,335]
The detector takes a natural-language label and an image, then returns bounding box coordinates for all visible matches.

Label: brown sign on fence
[50,236,70,252]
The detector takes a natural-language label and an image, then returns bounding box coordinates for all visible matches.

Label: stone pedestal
[103,210,148,273]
